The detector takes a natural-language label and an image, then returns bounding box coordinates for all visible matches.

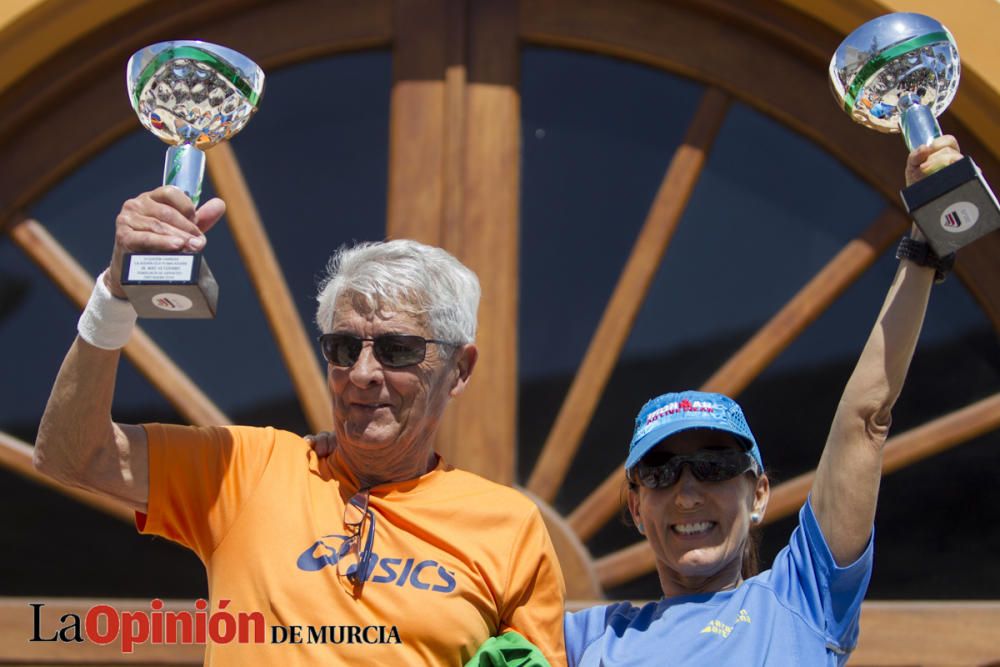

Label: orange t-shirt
[138,423,567,666]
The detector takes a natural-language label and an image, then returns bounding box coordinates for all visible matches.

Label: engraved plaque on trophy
[830,13,999,257]
[123,40,264,318]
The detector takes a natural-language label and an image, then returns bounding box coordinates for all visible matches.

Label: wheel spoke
[207,144,333,433]
[9,218,229,426]
[527,87,730,501]
[0,430,133,523]
[703,206,908,395]
[567,207,907,542]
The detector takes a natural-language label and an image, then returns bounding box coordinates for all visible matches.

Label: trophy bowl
[830,13,1000,259]
[121,41,264,319]
[127,40,264,151]
[829,13,959,141]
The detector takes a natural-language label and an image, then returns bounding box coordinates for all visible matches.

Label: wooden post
[388,0,519,484]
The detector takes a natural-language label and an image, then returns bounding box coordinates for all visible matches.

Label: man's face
[326,297,469,456]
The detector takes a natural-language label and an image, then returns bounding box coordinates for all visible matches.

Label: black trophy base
[900,156,1000,257]
[120,253,218,319]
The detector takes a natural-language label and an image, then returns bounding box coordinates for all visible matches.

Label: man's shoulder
[143,423,308,467]
[145,423,304,444]
[434,466,541,515]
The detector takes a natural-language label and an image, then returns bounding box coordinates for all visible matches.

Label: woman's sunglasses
[631,449,759,489]
[318,333,455,369]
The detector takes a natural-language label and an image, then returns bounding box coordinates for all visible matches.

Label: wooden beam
[0,431,133,524]
[438,0,521,485]
[520,489,603,600]
[594,540,655,592]
[388,1,521,484]
[595,392,1000,588]
[386,0,449,244]
[0,0,393,230]
[518,0,903,203]
[702,207,909,396]
[205,144,333,433]
[441,0,468,249]
[954,229,1000,333]
[569,210,904,542]
[567,463,626,543]
[850,601,1000,666]
[0,0,149,97]
[8,218,229,427]
[0,597,202,664]
[527,88,731,501]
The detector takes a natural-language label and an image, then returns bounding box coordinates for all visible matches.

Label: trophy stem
[163,144,206,206]
[899,93,942,151]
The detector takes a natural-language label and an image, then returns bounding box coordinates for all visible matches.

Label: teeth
[674,522,713,535]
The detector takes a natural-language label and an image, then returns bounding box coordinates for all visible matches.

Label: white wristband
[77,270,137,350]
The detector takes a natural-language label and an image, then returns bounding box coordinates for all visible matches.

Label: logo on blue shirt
[296,535,457,593]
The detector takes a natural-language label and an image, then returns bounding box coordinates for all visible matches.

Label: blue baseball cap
[625,390,764,474]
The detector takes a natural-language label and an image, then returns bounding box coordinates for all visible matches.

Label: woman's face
[628,429,769,596]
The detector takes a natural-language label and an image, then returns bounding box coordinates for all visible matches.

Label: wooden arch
[1,1,999,664]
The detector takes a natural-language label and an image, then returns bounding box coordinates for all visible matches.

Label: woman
[561,136,965,666]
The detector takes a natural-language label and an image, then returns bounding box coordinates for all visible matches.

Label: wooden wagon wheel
[2,1,999,663]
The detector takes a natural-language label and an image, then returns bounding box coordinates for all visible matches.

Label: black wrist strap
[895,236,955,284]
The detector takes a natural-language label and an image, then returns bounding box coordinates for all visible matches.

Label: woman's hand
[905,135,962,187]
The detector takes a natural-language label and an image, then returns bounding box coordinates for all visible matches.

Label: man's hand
[905,135,962,187]
[106,186,226,298]
[305,431,338,458]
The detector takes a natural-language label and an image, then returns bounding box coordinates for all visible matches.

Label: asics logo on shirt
[296,535,457,593]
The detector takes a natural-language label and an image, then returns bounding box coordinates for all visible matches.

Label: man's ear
[449,343,478,398]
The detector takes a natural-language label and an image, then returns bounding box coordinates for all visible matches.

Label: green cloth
[464,631,552,667]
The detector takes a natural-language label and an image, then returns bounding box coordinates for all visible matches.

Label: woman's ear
[751,473,770,522]
[626,485,645,535]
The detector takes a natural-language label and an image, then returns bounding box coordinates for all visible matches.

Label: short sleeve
[498,505,568,667]
[563,603,628,667]
[770,497,874,652]
[136,424,276,560]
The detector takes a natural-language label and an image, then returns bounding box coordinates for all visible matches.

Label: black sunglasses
[631,449,759,489]
[318,333,455,369]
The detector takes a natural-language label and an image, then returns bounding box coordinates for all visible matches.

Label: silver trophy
[123,40,264,318]
[831,13,999,257]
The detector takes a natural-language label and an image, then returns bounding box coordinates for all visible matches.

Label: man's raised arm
[33,186,225,513]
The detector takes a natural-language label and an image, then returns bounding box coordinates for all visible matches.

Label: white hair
[315,239,480,344]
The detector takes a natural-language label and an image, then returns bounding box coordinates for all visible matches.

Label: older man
[34,187,566,666]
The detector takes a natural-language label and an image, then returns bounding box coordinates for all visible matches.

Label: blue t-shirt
[564,499,873,666]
